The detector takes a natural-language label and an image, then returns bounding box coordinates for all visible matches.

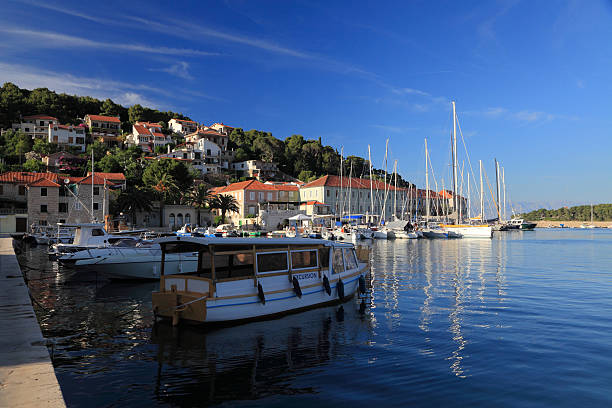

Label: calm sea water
[18,229,612,407]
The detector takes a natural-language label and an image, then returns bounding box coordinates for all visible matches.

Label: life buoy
[292,276,302,298]
[337,278,345,301]
[323,275,331,296]
[358,275,366,294]
[257,282,266,304]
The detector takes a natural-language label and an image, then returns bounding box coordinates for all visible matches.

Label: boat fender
[358,275,367,294]
[337,278,345,301]
[323,276,331,296]
[292,276,302,298]
[257,282,266,305]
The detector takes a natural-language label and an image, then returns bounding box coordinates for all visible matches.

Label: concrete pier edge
[0,238,66,407]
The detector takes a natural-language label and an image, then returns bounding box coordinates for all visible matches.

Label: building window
[185,213,191,224]
[177,213,183,226]
[267,192,272,201]
[93,202,99,210]
[259,192,264,201]
[326,190,330,197]
[40,204,47,213]
[18,186,25,195]
[39,220,47,226]
[94,187,100,195]
[0,185,3,194]
[59,203,68,213]
[59,187,66,197]
[169,214,175,229]
[250,192,255,200]
[41,188,47,196]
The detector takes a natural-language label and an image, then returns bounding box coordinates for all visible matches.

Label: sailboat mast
[91,149,94,222]
[495,158,501,220]
[467,173,471,221]
[502,167,506,221]
[452,101,459,224]
[348,161,353,222]
[393,160,397,220]
[368,145,374,225]
[339,147,343,218]
[480,159,484,223]
[425,138,430,225]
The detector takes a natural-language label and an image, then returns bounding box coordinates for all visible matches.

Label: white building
[126,122,172,152]
[12,114,59,140]
[232,160,278,180]
[168,118,198,135]
[158,139,225,174]
[48,123,87,152]
[209,122,234,136]
[185,128,228,150]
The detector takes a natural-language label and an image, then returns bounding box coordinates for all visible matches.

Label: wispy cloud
[0,62,223,109]
[0,28,222,57]
[464,106,578,123]
[149,62,194,80]
[10,0,114,25]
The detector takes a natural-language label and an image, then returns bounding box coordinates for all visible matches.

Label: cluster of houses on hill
[0,113,466,233]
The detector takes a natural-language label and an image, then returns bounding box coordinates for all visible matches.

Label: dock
[0,238,65,407]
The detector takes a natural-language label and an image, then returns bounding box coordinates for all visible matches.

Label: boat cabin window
[332,249,344,274]
[343,248,358,270]
[214,251,254,280]
[91,228,105,236]
[257,251,289,273]
[165,242,201,253]
[291,250,318,270]
[319,247,330,268]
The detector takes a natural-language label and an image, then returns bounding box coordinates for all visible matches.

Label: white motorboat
[441,224,492,238]
[393,230,419,239]
[49,223,146,260]
[70,241,198,280]
[372,228,394,239]
[152,237,369,325]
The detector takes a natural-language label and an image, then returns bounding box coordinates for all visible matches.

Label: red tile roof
[0,172,61,184]
[29,178,61,188]
[87,172,126,181]
[301,200,326,205]
[134,125,151,135]
[213,180,298,193]
[302,175,406,191]
[172,118,196,124]
[23,114,58,121]
[212,123,234,128]
[71,174,115,186]
[87,114,121,123]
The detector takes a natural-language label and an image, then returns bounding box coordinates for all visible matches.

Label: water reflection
[150,304,373,406]
[370,237,506,378]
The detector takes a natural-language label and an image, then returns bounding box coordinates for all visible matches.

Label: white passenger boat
[70,240,198,279]
[152,237,369,325]
[372,228,394,239]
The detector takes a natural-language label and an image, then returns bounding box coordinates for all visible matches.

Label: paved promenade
[0,238,65,407]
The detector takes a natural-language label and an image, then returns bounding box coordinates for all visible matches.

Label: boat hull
[442,225,493,238]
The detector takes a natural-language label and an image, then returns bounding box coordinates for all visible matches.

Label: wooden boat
[152,236,369,325]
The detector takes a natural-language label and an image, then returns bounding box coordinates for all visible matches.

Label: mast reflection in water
[18,230,612,407]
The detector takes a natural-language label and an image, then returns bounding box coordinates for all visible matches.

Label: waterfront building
[84,114,121,146]
[231,160,279,180]
[168,118,198,135]
[11,114,59,140]
[47,123,86,152]
[210,180,300,226]
[0,171,47,232]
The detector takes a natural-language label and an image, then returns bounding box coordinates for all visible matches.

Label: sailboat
[581,204,596,229]
[441,101,493,238]
[421,138,450,239]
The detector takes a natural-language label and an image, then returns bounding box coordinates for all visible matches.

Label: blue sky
[1,0,612,210]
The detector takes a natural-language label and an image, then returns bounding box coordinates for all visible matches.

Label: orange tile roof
[302,175,406,191]
[87,172,126,181]
[87,114,121,123]
[172,118,196,124]
[23,114,58,121]
[71,174,115,186]
[214,180,298,194]
[134,125,151,135]
[302,200,326,205]
[0,172,60,184]
[29,178,61,188]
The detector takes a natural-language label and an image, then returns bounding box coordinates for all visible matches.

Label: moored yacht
[152,236,369,325]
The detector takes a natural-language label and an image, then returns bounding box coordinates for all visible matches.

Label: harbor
[9,229,612,406]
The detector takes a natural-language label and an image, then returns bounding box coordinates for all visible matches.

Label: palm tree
[151,173,179,227]
[116,186,153,226]
[182,184,211,226]
[208,194,239,225]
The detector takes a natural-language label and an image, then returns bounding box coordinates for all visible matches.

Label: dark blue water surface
[18,229,612,407]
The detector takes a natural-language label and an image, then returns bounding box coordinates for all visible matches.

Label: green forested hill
[521,204,612,221]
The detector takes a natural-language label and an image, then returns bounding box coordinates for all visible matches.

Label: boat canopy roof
[57,223,104,228]
[154,236,354,248]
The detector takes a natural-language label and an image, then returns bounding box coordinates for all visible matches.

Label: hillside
[521,204,612,221]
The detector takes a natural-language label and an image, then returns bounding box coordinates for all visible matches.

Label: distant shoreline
[535,220,612,228]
